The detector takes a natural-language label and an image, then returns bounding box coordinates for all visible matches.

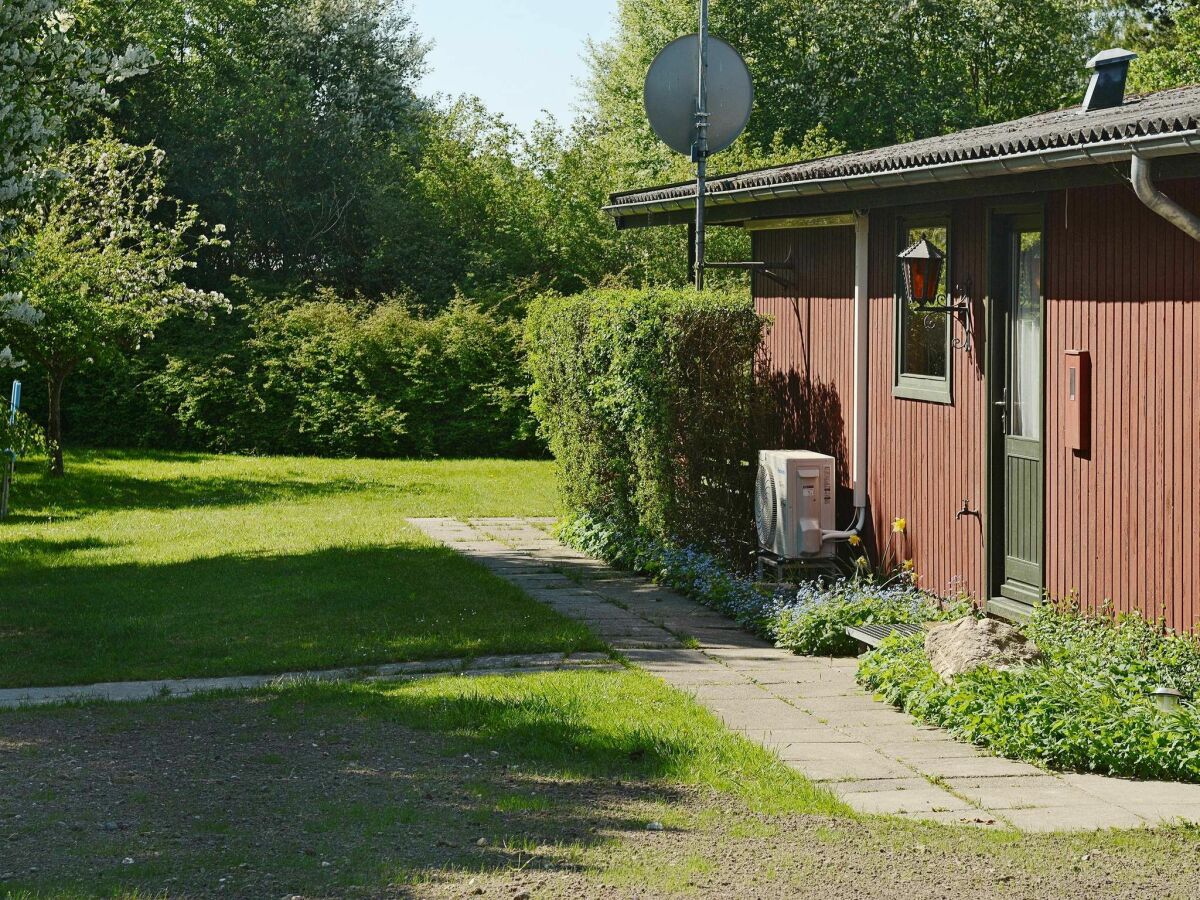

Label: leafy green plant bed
[858,604,1200,782]
[559,515,966,657]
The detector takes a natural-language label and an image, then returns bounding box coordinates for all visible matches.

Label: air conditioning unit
[754,450,837,560]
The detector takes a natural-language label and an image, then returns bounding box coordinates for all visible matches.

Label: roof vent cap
[1081,48,1138,113]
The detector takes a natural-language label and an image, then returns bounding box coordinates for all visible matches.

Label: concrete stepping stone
[839,783,977,816]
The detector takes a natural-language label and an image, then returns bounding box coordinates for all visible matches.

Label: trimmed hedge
[526,287,765,560]
[41,288,540,458]
[858,605,1200,782]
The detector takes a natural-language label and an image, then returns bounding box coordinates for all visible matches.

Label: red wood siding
[754,204,989,601]
[754,226,856,480]
[864,204,988,601]
[753,176,1200,632]
[1044,179,1200,631]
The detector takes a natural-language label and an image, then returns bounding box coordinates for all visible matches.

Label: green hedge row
[526,287,766,559]
[37,288,539,459]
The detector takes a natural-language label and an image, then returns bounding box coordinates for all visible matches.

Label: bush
[37,285,541,459]
[559,514,962,656]
[0,408,47,460]
[774,580,970,657]
[217,293,537,457]
[527,287,766,560]
[857,604,1200,782]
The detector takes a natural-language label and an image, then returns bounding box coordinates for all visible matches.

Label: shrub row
[858,605,1200,782]
[41,287,539,459]
[558,515,963,656]
[527,287,766,560]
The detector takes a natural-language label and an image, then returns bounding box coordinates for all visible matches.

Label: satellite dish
[644,33,753,157]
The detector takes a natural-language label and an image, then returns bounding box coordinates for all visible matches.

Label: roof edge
[603,130,1200,220]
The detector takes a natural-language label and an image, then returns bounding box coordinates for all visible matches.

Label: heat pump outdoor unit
[754,450,837,560]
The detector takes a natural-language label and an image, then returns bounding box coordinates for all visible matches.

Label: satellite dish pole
[692,0,709,290]
[643,12,751,287]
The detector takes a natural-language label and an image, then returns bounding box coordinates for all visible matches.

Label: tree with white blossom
[1,137,228,475]
[1,0,152,432]
[0,1,150,236]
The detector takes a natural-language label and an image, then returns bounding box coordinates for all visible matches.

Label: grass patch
[275,669,847,816]
[1,673,1199,898]
[601,852,716,893]
[0,669,843,897]
[0,451,600,687]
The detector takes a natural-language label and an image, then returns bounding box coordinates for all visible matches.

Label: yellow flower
[848,534,862,547]
[902,559,914,571]
[892,517,907,534]
[855,555,869,568]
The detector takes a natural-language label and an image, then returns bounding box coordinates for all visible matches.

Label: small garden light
[897,234,975,352]
[1150,685,1183,713]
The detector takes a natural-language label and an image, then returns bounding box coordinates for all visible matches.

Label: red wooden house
[604,55,1200,631]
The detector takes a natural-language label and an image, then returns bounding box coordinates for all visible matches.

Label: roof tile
[607,85,1200,208]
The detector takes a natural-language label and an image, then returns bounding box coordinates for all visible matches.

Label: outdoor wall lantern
[898,235,975,353]
[1150,685,1184,714]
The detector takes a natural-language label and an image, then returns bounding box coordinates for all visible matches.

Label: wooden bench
[845,622,927,649]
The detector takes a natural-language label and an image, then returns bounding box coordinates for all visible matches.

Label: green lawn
[0,450,599,687]
[4,454,1200,899]
[0,669,845,898]
[4,672,1199,899]
[280,668,845,816]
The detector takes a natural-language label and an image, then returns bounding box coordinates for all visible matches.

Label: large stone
[924,616,1043,681]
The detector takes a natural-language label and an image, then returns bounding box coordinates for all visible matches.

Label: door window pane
[899,224,948,379]
[1009,230,1042,439]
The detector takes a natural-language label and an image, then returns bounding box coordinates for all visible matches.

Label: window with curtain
[1009,229,1043,439]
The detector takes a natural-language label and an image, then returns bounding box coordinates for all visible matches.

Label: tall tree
[2,138,228,474]
[589,0,1096,166]
[1129,1,1200,91]
[77,0,429,289]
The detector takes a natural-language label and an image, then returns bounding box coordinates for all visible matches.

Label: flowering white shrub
[0,294,44,368]
[1,2,151,386]
[0,294,45,327]
[0,1,151,235]
[1,137,228,474]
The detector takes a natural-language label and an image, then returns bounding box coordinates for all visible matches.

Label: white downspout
[1131,153,1200,242]
[823,211,870,540]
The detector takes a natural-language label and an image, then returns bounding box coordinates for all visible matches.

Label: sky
[409,0,620,133]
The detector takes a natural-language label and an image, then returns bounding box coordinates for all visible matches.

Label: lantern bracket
[913,281,975,354]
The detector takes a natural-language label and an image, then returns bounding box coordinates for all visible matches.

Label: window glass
[1009,229,1043,439]
[898,224,949,380]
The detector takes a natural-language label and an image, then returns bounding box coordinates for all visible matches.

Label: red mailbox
[1063,349,1091,455]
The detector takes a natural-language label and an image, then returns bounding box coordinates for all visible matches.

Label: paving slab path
[410,515,1200,833]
